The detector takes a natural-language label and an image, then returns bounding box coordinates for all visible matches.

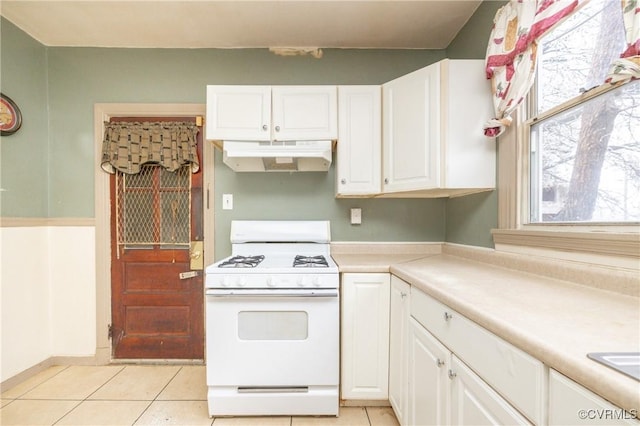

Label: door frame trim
[94,103,213,362]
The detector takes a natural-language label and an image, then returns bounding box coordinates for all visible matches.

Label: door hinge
[108,324,113,339]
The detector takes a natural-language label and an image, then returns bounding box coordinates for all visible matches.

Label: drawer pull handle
[448,369,457,380]
[436,358,445,367]
[400,292,407,299]
[444,312,453,321]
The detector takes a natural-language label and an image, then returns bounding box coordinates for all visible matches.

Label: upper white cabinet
[336,86,382,196]
[206,85,337,141]
[381,59,495,195]
[382,62,440,193]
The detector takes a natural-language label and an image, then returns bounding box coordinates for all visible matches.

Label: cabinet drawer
[410,288,545,424]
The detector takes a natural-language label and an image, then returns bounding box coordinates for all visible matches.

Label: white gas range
[204,220,339,417]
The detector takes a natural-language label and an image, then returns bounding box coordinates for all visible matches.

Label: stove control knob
[236,276,247,287]
[311,276,321,287]
[266,277,276,287]
[297,276,307,287]
[222,276,231,287]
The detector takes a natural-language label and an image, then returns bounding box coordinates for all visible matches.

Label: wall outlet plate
[350,208,362,225]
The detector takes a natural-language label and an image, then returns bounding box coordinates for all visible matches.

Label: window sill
[491,228,639,270]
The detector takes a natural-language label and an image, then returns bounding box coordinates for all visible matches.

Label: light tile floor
[1,365,399,426]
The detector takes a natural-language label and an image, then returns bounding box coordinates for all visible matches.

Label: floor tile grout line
[364,406,372,426]
[131,399,156,426]
[51,399,84,426]
[84,364,127,401]
[131,365,184,426]
[152,365,183,401]
[6,365,71,400]
[52,365,127,426]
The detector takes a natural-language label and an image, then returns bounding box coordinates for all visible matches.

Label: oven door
[205,288,339,387]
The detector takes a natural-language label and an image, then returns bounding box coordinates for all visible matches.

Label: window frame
[493,80,639,268]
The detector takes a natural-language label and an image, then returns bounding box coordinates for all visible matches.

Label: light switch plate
[350,208,362,225]
[222,194,233,210]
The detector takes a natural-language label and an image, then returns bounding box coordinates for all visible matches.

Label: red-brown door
[109,117,204,359]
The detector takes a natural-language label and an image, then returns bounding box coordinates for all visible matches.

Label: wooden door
[110,117,204,359]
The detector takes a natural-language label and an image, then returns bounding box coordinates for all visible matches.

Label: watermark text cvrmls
[578,408,638,421]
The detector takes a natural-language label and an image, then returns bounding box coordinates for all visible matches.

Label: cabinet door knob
[444,312,453,321]
[341,178,347,184]
[400,292,407,299]
[262,124,268,131]
[436,358,445,367]
[448,369,457,380]
[275,125,281,132]
[384,178,389,184]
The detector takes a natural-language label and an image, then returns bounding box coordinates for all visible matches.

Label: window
[493,0,639,266]
[527,0,639,224]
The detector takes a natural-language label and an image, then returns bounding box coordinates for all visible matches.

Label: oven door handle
[206,289,338,298]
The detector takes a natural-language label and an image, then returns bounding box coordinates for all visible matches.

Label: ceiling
[0,1,483,50]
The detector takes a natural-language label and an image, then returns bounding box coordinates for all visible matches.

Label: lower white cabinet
[410,285,544,424]
[403,284,539,425]
[549,369,639,425]
[407,316,450,426]
[341,273,390,400]
[450,355,530,425]
[389,276,411,424]
[406,313,530,426]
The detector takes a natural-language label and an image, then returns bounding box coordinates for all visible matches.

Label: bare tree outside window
[530,0,639,223]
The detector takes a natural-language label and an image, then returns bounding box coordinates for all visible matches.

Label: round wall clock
[0,93,23,136]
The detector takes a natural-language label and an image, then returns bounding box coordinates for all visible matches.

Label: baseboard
[340,399,390,407]
[0,359,56,392]
[0,355,106,393]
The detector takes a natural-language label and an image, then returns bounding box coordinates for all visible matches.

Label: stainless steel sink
[587,352,640,381]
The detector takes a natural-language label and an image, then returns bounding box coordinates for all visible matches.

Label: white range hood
[222,140,333,172]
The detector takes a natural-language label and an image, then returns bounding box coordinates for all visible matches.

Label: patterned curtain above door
[101,121,199,174]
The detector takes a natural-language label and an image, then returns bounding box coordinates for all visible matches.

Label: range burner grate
[293,255,329,268]
[218,255,265,268]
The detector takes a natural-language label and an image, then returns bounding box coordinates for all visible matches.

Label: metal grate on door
[115,165,191,254]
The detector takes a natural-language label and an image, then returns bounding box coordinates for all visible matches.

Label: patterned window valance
[101,121,200,174]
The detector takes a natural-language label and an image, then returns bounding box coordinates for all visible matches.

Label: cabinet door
[549,369,639,425]
[336,86,382,196]
[382,63,440,192]
[450,355,531,426]
[441,59,496,189]
[341,273,390,400]
[205,85,271,140]
[271,86,337,141]
[407,317,450,426]
[389,277,410,424]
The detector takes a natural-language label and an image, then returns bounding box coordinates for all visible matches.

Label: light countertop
[332,245,640,413]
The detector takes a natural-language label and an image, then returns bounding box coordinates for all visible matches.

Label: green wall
[0,18,49,217]
[1,1,505,255]
[444,0,506,248]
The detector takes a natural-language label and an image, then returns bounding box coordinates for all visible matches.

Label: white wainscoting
[0,224,96,382]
